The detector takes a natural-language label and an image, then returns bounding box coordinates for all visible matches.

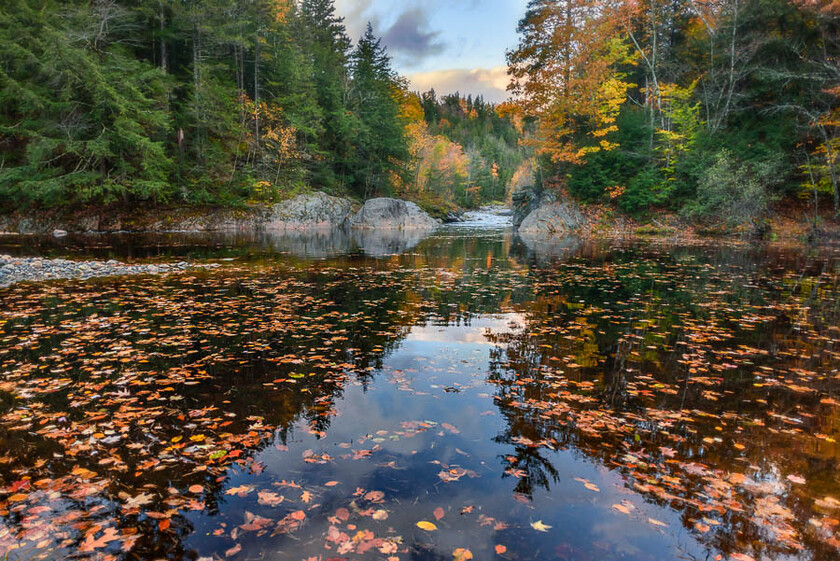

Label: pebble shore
[0,255,216,287]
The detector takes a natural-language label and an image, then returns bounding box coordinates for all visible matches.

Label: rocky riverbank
[0,193,440,235]
[0,255,217,287]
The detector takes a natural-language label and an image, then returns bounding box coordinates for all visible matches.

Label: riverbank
[0,255,218,287]
[1,193,838,242]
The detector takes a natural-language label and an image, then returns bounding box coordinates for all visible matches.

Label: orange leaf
[453,548,473,561]
[495,544,507,555]
[433,507,445,520]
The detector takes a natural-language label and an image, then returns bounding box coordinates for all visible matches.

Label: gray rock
[266,192,353,231]
[350,198,438,230]
[518,201,588,236]
[511,188,555,227]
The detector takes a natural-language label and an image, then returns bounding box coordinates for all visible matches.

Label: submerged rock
[266,192,354,231]
[350,198,438,230]
[518,201,587,236]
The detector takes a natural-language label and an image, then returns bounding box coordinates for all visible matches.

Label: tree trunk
[192,15,203,164]
[254,34,260,149]
[159,1,167,74]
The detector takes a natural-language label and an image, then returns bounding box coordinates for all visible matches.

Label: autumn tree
[507,0,636,166]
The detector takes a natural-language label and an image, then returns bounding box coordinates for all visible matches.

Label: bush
[682,150,780,233]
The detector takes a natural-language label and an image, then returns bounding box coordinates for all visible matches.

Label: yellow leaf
[416,521,437,531]
[530,520,551,532]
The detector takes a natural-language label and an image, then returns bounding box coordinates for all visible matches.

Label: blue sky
[334,0,529,102]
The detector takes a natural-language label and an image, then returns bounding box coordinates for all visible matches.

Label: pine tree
[298,0,353,188]
[0,0,171,207]
[348,23,409,198]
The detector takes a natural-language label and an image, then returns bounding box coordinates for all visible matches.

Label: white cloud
[406,66,511,102]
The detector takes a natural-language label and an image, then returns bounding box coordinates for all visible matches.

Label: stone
[511,187,555,227]
[53,229,68,237]
[266,192,353,231]
[518,201,587,236]
[350,198,438,230]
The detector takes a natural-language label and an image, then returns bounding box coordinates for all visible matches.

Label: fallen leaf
[453,548,473,561]
[433,507,445,520]
[612,504,631,515]
[416,521,438,531]
[530,520,551,532]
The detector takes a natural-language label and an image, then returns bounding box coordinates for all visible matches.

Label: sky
[334,0,529,103]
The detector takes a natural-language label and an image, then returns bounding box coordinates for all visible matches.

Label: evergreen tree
[298,0,353,188]
[348,24,408,197]
[0,0,171,207]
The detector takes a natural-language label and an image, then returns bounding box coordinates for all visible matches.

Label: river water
[1,219,839,561]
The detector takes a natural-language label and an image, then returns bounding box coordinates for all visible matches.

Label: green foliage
[682,150,781,231]
[0,0,422,210]
[346,24,409,198]
[511,0,839,222]
[0,0,171,207]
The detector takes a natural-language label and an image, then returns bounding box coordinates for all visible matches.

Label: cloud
[406,66,511,103]
[335,0,375,42]
[379,8,445,62]
[336,1,445,67]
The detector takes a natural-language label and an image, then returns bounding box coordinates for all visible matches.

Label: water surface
[1,227,839,561]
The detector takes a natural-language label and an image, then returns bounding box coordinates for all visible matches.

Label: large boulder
[266,192,353,231]
[518,201,587,236]
[350,198,438,230]
[511,187,555,227]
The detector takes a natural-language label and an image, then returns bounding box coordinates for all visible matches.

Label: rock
[442,211,464,224]
[518,201,587,236]
[511,187,559,227]
[266,192,353,231]
[53,229,68,237]
[350,198,438,230]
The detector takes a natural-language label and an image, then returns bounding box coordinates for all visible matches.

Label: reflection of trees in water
[0,238,539,560]
[1,236,838,559]
[486,244,840,561]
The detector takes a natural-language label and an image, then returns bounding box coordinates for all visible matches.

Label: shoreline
[0,255,218,288]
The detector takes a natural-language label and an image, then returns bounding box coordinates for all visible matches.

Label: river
[0,219,839,561]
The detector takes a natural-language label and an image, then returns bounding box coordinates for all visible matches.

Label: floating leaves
[530,520,552,532]
[0,238,839,561]
[453,547,473,561]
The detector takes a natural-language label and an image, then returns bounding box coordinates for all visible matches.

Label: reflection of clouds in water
[407,315,526,345]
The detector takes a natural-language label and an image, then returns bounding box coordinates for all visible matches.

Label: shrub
[682,150,780,234]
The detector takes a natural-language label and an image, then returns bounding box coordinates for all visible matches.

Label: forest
[508,0,840,228]
[0,0,524,215]
[1,0,839,228]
